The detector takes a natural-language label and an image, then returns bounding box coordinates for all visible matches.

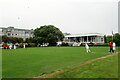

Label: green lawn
[2,46,119,78]
[48,54,118,78]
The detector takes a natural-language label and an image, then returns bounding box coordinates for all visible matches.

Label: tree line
[1,25,120,46]
[2,35,24,44]
[104,33,120,46]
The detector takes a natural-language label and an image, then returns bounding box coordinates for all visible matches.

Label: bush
[27,43,37,47]
[2,35,23,43]
[18,45,23,48]
[101,43,109,46]
[61,42,69,46]
[94,43,109,46]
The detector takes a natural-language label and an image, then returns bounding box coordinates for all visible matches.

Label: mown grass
[2,46,119,78]
[48,54,118,78]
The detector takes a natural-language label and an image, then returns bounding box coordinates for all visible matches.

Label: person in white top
[23,44,25,48]
[113,42,116,51]
[9,44,12,49]
[85,43,91,53]
[14,45,16,49]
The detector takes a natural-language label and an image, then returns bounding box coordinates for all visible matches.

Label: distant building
[63,33,71,36]
[64,33,104,44]
[0,26,34,40]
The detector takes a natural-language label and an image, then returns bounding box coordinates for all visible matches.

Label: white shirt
[85,44,89,49]
[113,42,116,50]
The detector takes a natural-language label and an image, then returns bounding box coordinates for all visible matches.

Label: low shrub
[61,42,69,46]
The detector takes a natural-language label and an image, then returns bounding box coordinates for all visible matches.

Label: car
[2,45,9,49]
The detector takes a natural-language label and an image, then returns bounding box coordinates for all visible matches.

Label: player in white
[14,45,16,49]
[23,44,26,48]
[9,44,12,49]
[113,42,116,52]
[85,43,91,53]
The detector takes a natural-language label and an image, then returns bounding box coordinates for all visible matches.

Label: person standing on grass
[23,44,25,48]
[113,42,116,52]
[85,43,91,53]
[109,41,114,53]
[14,45,16,49]
[9,44,12,49]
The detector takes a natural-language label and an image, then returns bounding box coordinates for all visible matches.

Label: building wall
[64,35,104,44]
[1,27,34,40]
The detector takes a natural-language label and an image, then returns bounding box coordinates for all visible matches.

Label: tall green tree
[2,35,23,43]
[2,35,8,43]
[113,33,120,46]
[106,33,120,46]
[106,35,112,43]
[34,25,64,46]
[25,37,34,43]
[104,35,107,43]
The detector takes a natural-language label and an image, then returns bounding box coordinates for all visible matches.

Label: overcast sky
[0,0,119,35]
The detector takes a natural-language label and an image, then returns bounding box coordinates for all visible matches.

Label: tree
[9,37,16,43]
[104,35,107,43]
[106,35,112,43]
[25,37,34,43]
[17,38,23,43]
[113,33,120,46]
[106,33,120,46]
[2,35,23,43]
[34,25,64,46]
[2,35,8,43]
[64,33,71,36]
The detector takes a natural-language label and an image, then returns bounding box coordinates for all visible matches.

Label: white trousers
[86,48,91,53]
